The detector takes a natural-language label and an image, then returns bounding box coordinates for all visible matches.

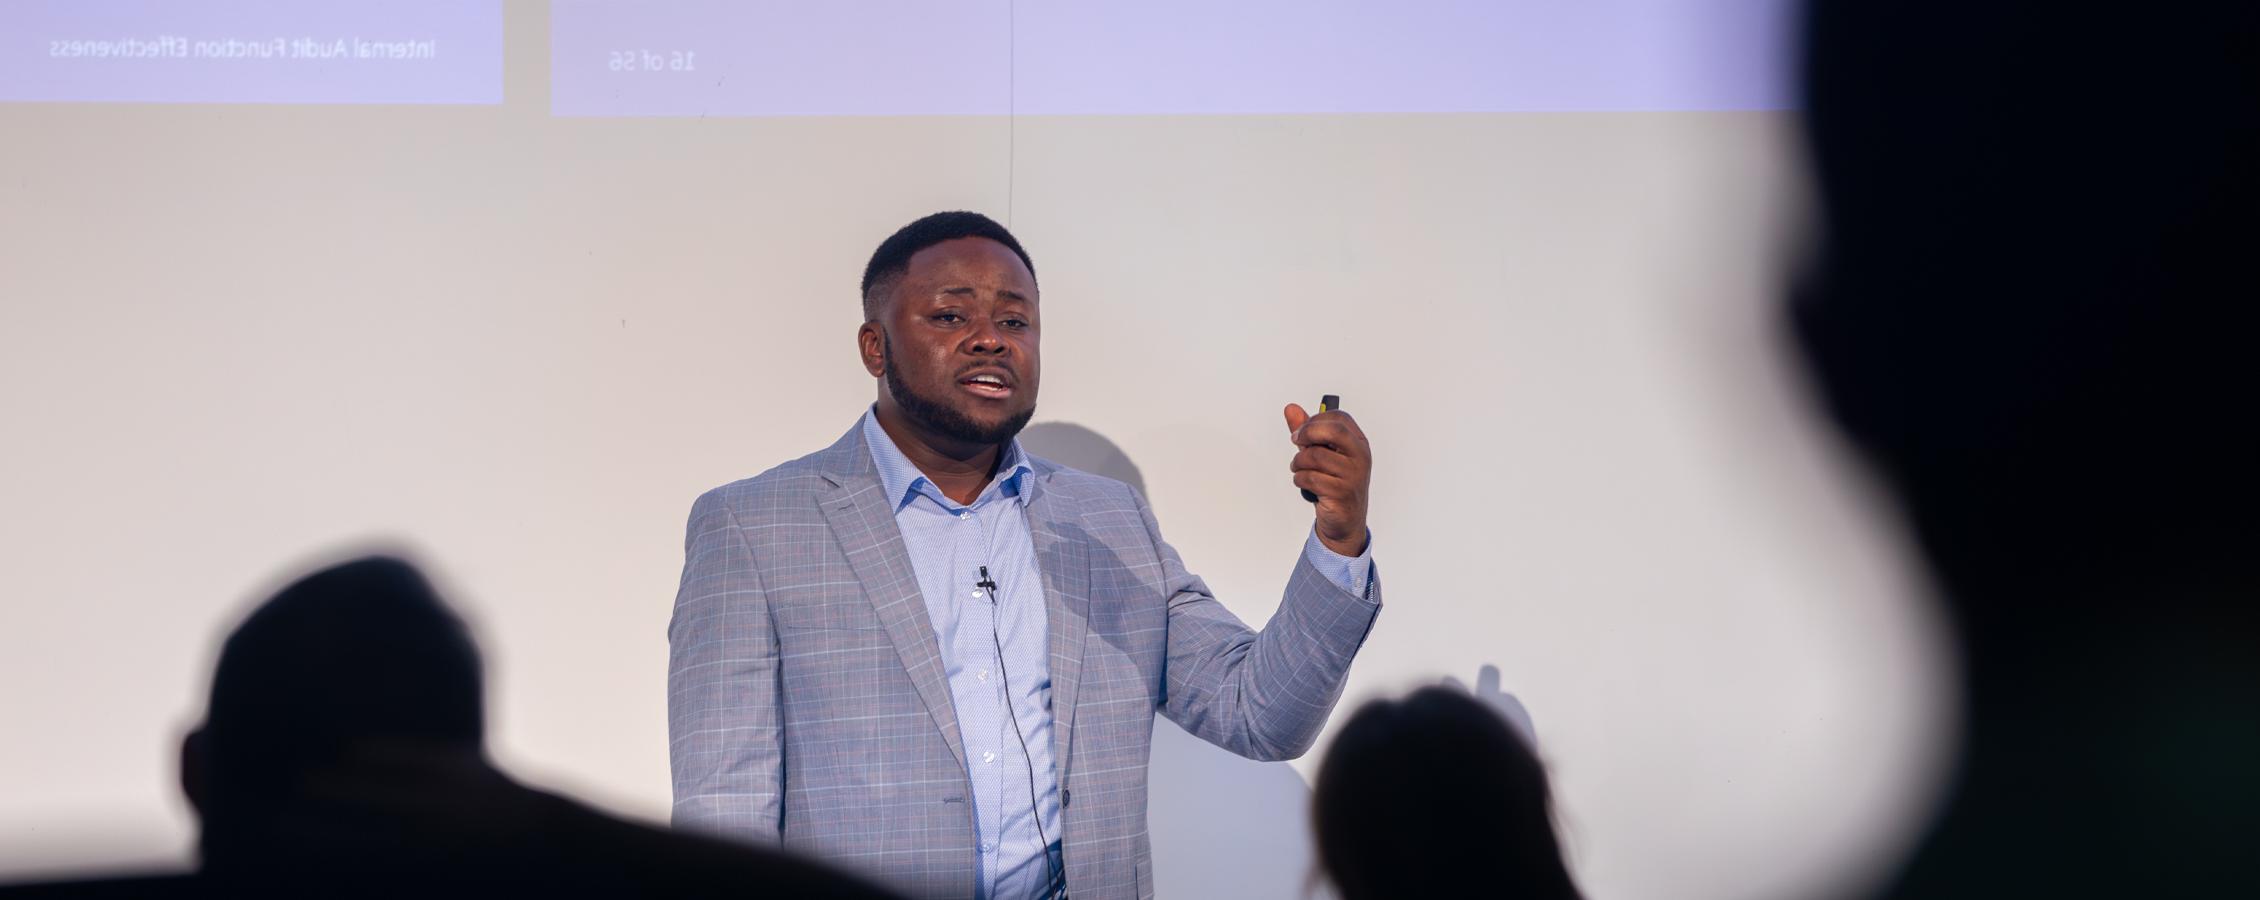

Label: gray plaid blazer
[669,421,1382,899]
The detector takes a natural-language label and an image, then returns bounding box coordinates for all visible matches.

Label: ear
[858,321,886,378]
[179,728,208,818]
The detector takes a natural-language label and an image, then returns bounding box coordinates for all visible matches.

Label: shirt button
[981,841,995,853]
[970,589,984,598]
[958,512,972,520]
[977,669,989,682]
[982,751,997,764]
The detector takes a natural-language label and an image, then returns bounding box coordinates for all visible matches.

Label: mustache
[878,335,1021,384]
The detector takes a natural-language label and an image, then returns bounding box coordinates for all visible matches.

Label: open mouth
[958,373,1014,399]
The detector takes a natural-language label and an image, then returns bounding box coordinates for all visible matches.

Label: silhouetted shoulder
[0,874,202,899]
[517,787,907,899]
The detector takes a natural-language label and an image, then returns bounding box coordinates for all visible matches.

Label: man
[668,211,1380,899]
[0,556,897,899]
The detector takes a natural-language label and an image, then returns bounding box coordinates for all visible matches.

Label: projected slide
[552,0,1790,117]
[0,0,502,105]
[552,0,1015,117]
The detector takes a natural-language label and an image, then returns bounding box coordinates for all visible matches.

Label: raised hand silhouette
[1442,663,1537,750]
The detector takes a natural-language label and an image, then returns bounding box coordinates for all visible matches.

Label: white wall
[0,5,1954,897]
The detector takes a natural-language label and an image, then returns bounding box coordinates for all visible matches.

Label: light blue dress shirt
[861,409,1372,899]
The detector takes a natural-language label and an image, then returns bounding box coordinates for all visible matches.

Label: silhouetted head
[1313,687,1581,900]
[1794,3,2257,893]
[1794,1,2256,613]
[182,556,483,832]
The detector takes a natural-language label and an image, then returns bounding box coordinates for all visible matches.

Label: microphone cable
[980,564,1067,899]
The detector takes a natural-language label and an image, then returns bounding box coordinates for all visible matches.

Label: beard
[883,334,1035,447]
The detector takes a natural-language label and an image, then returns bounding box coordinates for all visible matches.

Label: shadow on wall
[1018,422,1319,899]
[1443,664,1538,750]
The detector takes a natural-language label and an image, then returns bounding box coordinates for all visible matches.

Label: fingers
[1292,469,1353,498]
[1285,401,1366,451]
[1291,409,1367,452]
[1289,444,1358,480]
[1286,402,1370,527]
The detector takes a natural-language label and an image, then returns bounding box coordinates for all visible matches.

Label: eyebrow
[938,286,1032,303]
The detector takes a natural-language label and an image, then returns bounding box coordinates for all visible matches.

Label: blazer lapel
[816,425,967,769]
[1026,470,1091,782]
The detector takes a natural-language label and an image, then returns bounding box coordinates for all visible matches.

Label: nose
[966,321,1009,356]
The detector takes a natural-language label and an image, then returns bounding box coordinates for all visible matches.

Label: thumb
[1283,403,1310,436]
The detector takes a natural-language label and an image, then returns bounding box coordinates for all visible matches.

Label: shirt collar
[861,406,1033,512]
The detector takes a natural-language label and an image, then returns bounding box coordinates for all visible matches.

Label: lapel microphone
[977,565,999,597]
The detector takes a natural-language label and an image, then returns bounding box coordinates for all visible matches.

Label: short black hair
[860,211,1035,321]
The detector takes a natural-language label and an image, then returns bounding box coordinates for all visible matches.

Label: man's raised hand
[1285,402,1372,557]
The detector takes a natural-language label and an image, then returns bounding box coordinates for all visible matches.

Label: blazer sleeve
[667,488,784,840]
[1142,488,1381,761]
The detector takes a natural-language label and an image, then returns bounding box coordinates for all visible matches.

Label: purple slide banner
[551,0,1013,117]
[0,0,502,105]
[552,0,1789,117]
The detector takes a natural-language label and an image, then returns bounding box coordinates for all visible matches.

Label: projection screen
[0,3,1953,898]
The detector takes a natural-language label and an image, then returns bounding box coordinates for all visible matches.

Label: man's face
[862,236,1040,448]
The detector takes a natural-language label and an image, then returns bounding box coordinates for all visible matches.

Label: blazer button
[1061,788,1071,807]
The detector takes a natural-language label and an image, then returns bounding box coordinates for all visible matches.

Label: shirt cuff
[1303,528,1376,600]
